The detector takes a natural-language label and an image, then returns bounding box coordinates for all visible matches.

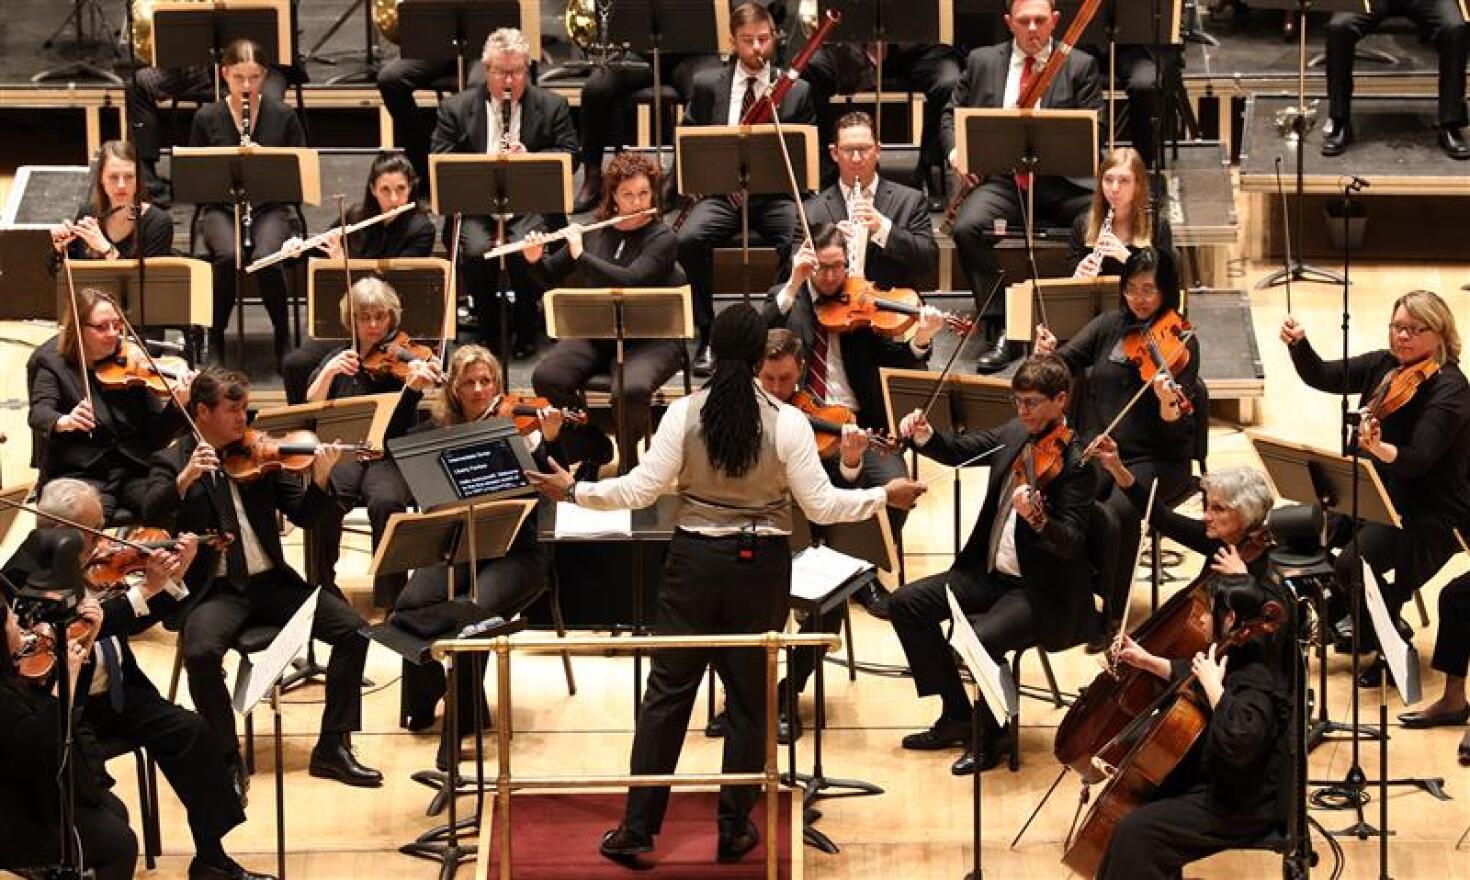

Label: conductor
[528,305,926,866]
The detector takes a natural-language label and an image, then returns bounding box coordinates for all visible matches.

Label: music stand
[397,0,539,92]
[59,257,214,330]
[1003,275,1118,344]
[171,146,320,361]
[231,586,318,880]
[1247,431,1398,528]
[544,285,693,475]
[149,0,292,98]
[307,257,453,339]
[388,419,539,512]
[819,0,954,144]
[676,124,818,304]
[0,229,63,319]
[431,153,571,382]
[955,108,1098,330]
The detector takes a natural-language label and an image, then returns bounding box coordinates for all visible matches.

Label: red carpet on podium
[487,790,796,877]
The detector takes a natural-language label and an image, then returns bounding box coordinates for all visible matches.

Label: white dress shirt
[727,63,774,125]
[86,579,188,696]
[484,97,523,151]
[1003,40,1054,109]
[213,481,273,578]
[993,508,1022,577]
[573,382,887,535]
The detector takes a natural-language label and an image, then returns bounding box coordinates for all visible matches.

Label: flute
[481,208,658,260]
[245,202,417,273]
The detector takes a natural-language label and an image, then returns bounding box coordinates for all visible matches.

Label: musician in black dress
[391,344,559,763]
[1034,247,1200,634]
[527,151,685,474]
[188,38,306,366]
[280,152,438,405]
[676,1,816,375]
[1097,578,1292,880]
[50,140,173,265]
[304,278,442,608]
[1067,147,1173,279]
[1280,290,1470,685]
[0,590,136,880]
[27,287,193,523]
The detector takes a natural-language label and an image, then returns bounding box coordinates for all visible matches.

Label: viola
[220,428,380,482]
[1121,309,1194,415]
[92,340,189,398]
[488,393,588,436]
[1061,602,1286,878]
[1364,358,1439,422]
[813,278,974,338]
[360,330,437,384]
[789,390,897,459]
[83,527,233,593]
[13,618,98,686]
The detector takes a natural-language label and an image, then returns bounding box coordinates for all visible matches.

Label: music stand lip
[674,124,819,197]
[953,108,1099,181]
[1246,429,1402,528]
[427,153,573,218]
[60,257,215,329]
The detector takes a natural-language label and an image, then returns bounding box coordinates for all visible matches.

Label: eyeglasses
[1387,322,1432,338]
[84,320,124,333]
[836,145,876,160]
[815,260,847,273]
[1011,394,1052,411]
[488,66,527,79]
[1122,285,1160,300]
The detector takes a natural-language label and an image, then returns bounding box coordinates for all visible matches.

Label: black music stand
[955,109,1098,327]
[171,146,319,362]
[150,0,292,100]
[431,153,572,383]
[398,0,534,92]
[543,285,693,475]
[881,366,1012,565]
[0,229,61,320]
[603,0,723,208]
[676,124,818,304]
[1003,275,1118,345]
[388,419,539,511]
[307,257,454,339]
[819,0,952,143]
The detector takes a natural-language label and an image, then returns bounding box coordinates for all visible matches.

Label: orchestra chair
[186,204,309,355]
[96,736,163,869]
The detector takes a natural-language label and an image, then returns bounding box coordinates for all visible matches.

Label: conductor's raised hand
[526,457,575,502]
[882,478,927,510]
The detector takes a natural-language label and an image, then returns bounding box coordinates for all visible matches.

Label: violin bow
[0,493,152,553]
[336,195,359,355]
[440,213,463,367]
[62,255,94,421]
[1106,477,1159,674]
[107,293,209,447]
[765,99,815,258]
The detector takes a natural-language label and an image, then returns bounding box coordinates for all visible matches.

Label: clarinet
[240,91,254,251]
[846,174,870,278]
[498,86,513,153]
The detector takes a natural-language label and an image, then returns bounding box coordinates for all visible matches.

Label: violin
[360,330,437,384]
[1012,420,1073,493]
[83,527,233,593]
[1061,602,1286,878]
[92,340,190,399]
[789,390,898,459]
[1364,358,1439,422]
[1120,310,1195,415]
[13,618,98,687]
[487,393,588,436]
[813,278,974,338]
[220,428,380,482]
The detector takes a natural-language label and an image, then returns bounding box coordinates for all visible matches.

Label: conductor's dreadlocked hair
[701,305,768,478]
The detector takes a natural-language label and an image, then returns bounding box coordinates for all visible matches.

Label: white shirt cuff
[838,459,864,482]
[871,214,892,248]
[164,578,189,600]
[125,586,150,617]
[776,282,799,315]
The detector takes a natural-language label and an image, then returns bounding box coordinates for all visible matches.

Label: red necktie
[808,329,830,403]
[1015,55,1036,191]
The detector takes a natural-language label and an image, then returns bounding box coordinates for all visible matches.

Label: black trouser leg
[1097,790,1276,880]
[180,590,253,758]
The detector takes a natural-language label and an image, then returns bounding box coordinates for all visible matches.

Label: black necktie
[98,638,125,712]
[211,476,250,589]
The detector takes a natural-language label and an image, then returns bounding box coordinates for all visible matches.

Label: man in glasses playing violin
[2,479,275,880]
[141,368,383,792]
[888,355,1099,774]
[764,222,945,617]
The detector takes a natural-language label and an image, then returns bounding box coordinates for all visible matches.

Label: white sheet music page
[553,502,633,539]
[789,544,872,603]
[1360,560,1421,706]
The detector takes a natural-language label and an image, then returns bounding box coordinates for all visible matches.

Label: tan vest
[676,386,792,533]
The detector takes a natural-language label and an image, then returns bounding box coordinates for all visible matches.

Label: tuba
[131,0,209,62]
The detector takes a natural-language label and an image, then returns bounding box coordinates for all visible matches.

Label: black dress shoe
[901,717,972,751]
[974,338,1021,374]
[852,580,892,619]
[717,818,760,863]
[950,738,1011,776]
[705,709,730,738]
[309,741,384,788]
[1439,127,1470,160]
[692,343,715,377]
[1459,731,1470,767]
[1398,705,1470,729]
[1355,656,1389,689]
[189,856,276,880]
[599,823,654,863]
[1321,119,1353,157]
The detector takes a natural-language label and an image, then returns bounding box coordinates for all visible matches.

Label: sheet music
[233,588,319,715]
[946,585,1015,725]
[553,502,632,539]
[1359,561,1421,706]
[789,544,873,603]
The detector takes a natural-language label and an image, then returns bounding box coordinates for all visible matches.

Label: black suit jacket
[762,280,928,431]
[430,83,580,163]
[26,336,188,480]
[142,436,328,623]
[918,419,1098,650]
[681,62,817,128]
[939,41,1102,190]
[802,179,938,291]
